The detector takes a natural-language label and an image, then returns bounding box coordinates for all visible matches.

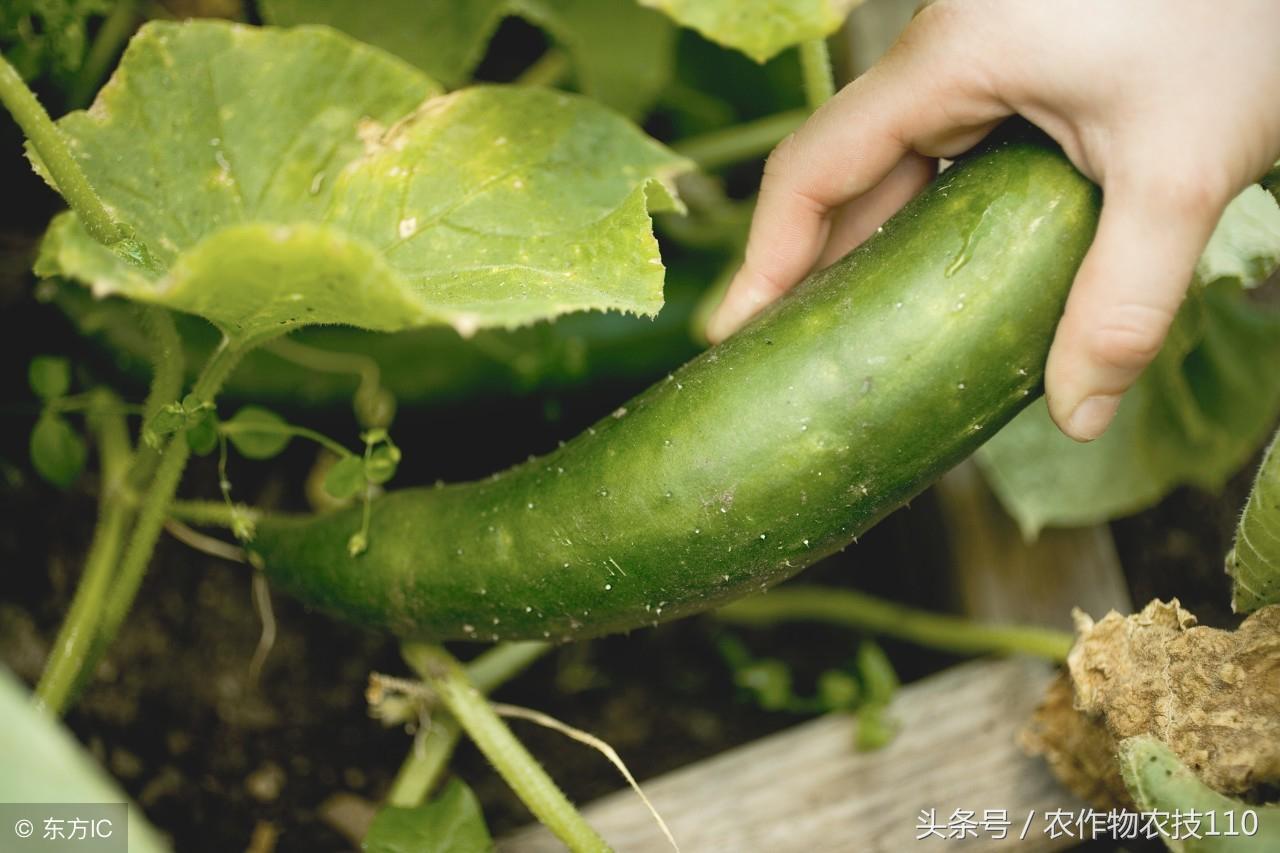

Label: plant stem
[37,338,248,715]
[389,641,550,808]
[516,48,570,88]
[403,644,608,852]
[798,38,835,110]
[219,420,352,459]
[672,108,807,171]
[96,339,246,638]
[85,390,133,485]
[34,314,184,714]
[68,0,139,109]
[140,307,184,423]
[0,51,125,246]
[35,395,136,714]
[168,499,267,529]
[717,586,1075,662]
[265,337,381,412]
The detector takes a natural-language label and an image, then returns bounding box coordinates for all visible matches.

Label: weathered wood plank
[500,658,1084,852]
[936,461,1132,630]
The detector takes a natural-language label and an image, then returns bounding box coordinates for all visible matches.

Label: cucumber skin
[251,127,1101,642]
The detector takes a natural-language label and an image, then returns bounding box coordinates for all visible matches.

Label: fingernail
[1066,394,1121,442]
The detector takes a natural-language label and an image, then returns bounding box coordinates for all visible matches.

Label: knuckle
[1144,166,1231,218]
[1083,303,1175,372]
[763,133,800,180]
[911,0,966,34]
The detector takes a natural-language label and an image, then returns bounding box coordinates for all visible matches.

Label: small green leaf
[28,356,71,400]
[365,444,402,486]
[224,406,291,460]
[30,413,87,488]
[979,186,1280,536]
[854,705,896,752]
[816,670,859,711]
[347,531,369,557]
[638,0,866,63]
[185,409,220,456]
[855,640,898,705]
[324,455,366,500]
[362,428,390,446]
[143,402,190,449]
[735,658,792,711]
[1226,430,1280,613]
[363,779,493,853]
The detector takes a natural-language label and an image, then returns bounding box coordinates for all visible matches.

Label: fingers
[1045,171,1229,441]
[814,153,937,270]
[705,13,1008,343]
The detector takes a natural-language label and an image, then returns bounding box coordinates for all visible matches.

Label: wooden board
[500,658,1089,852]
[935,461,1133,630]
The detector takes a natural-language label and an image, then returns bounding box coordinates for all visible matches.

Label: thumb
[1044,173,1228,441]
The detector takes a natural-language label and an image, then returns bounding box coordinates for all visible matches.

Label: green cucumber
[251,123,1100,642]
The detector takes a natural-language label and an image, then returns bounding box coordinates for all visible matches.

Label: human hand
[705,0,1280,441]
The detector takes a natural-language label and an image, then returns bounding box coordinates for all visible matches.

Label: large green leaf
[638,0,865,63]
[362,779,492,853]
[259,0,507,89]
[35,21,689,341]
[1226,429,1280,613]
[0,668,171,852]
[259,0,676,118]
[977,186,1280,536]
[516,0,677,119]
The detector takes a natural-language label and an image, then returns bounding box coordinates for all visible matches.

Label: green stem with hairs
[717,586,1075,662]
[36,337,248,714]
[219,420,352,460]
[403,644,608,852]
[516,48,570,88]
[388,642,550,808]
[799,38,835,110]
[34,393,137,714]
[97,339,247,639]
[168,499,268,529]
[0,51,126,246]
[34,311,181,714]
[672,108,808,171]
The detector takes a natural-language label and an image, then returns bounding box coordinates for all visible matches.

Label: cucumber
[250,123,1100,642]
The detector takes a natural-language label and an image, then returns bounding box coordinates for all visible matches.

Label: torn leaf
[35,21,690,341]
[1226,429,1280,612]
